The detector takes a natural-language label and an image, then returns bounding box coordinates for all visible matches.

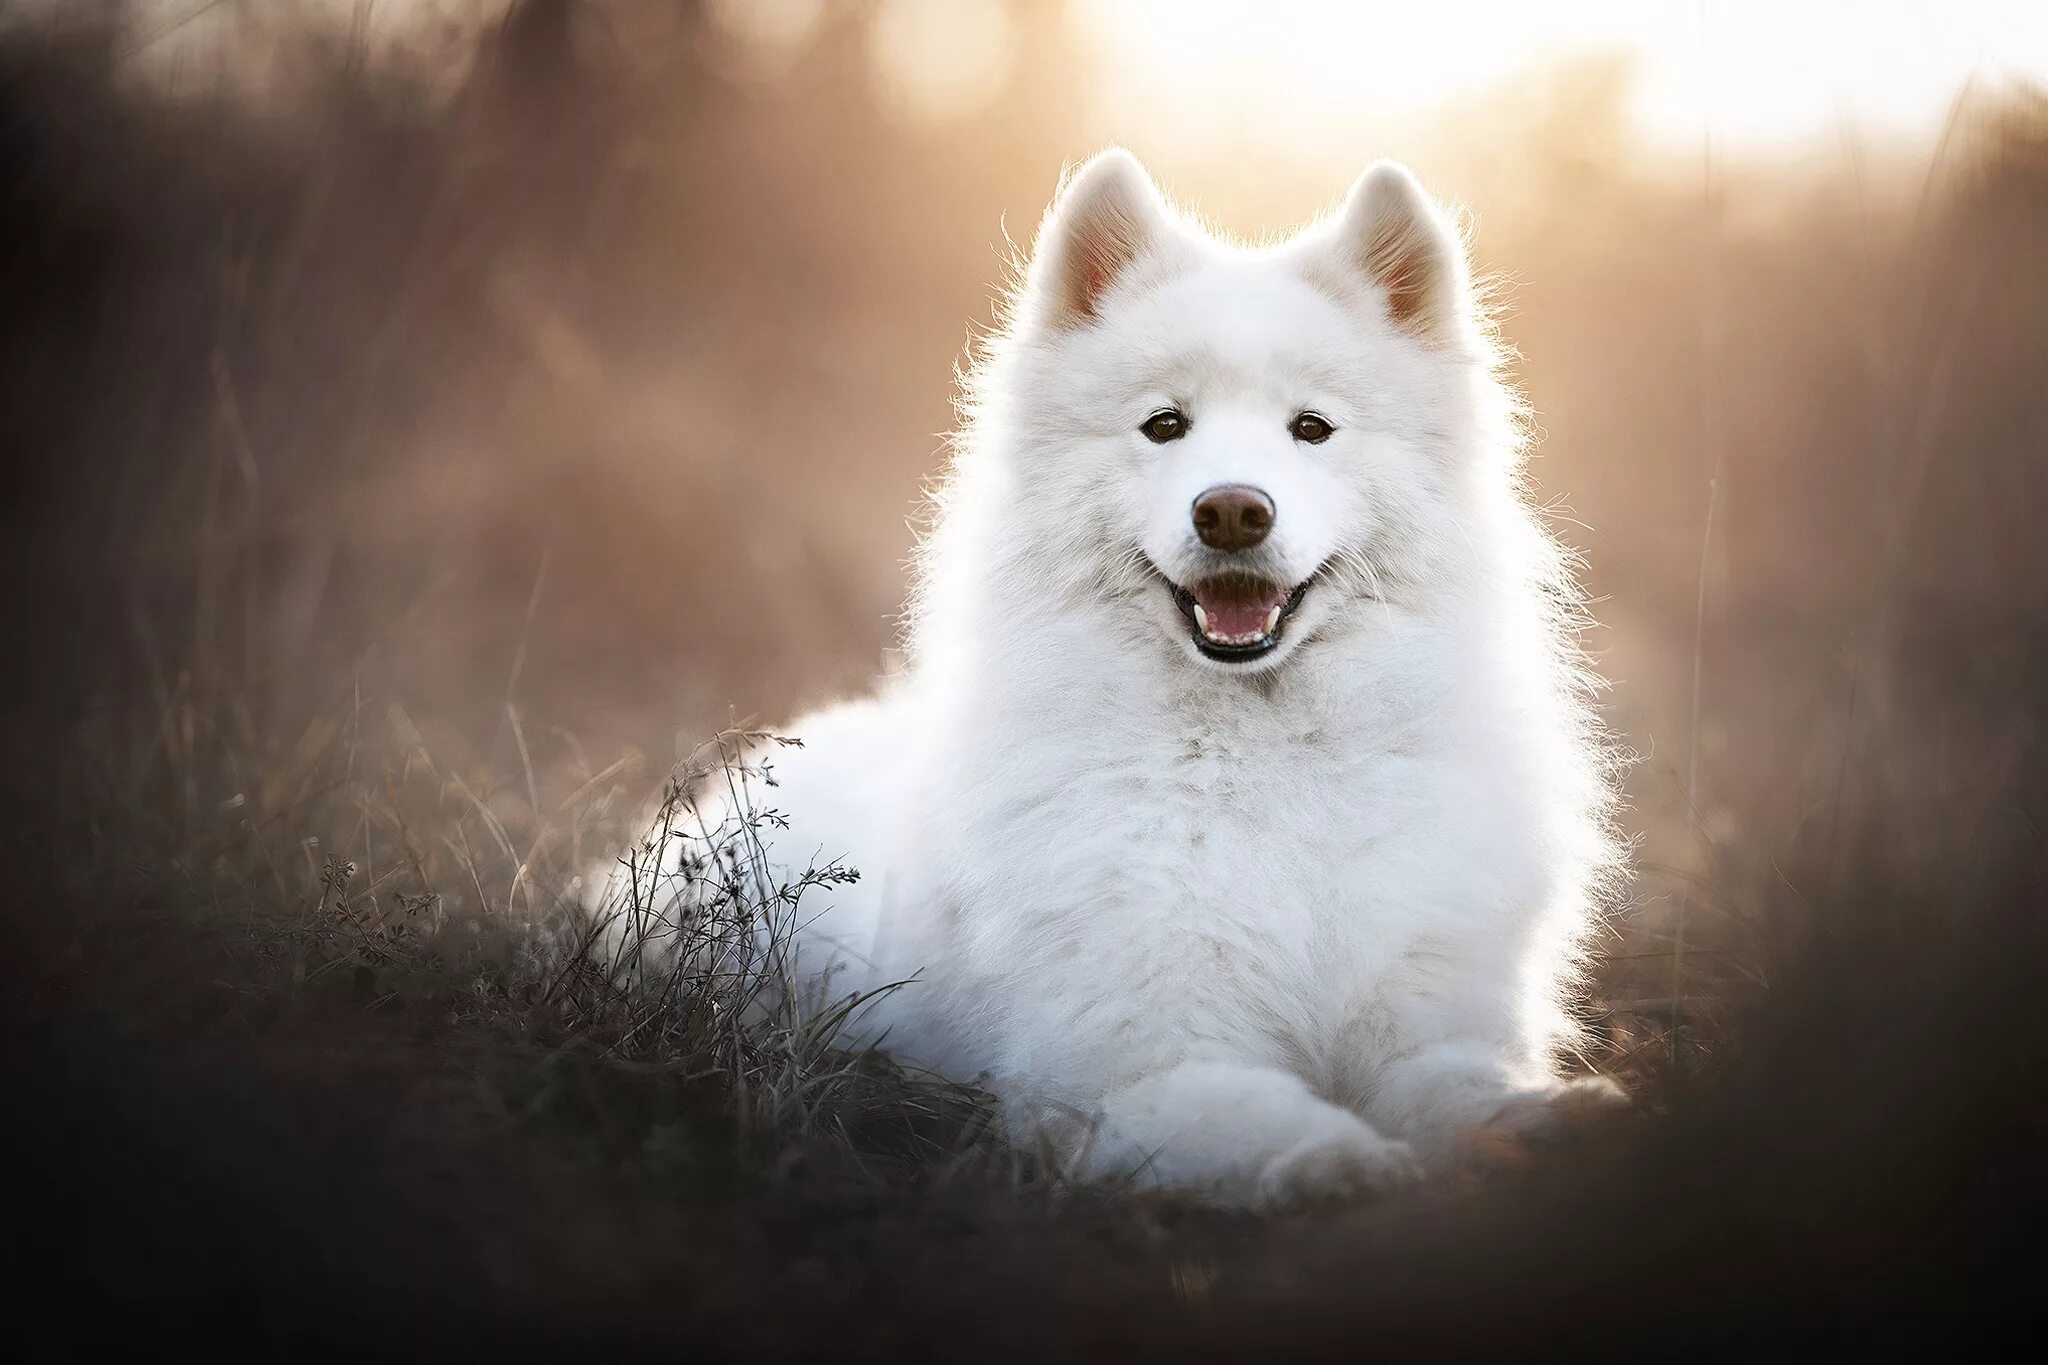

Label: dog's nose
[1191,485,1275,553]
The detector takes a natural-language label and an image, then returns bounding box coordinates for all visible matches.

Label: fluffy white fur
[600,151,1623,1206]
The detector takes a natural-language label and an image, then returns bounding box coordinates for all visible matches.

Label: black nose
[1191,485,1275,552]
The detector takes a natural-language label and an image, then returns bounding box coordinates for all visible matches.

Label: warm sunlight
[71,0,2048,151]
[1073,0,2048,151]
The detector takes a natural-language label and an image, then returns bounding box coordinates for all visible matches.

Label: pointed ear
[1325,161,1469,342]
[1025,148,1172,332]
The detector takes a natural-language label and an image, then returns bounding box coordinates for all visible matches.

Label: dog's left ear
[1325,161,1470,343]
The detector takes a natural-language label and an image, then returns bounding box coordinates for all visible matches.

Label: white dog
[599,150,1623,1205]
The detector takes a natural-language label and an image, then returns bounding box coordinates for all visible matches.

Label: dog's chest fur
[910,631,1529,1091]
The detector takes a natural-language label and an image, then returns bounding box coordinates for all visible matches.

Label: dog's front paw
[1459,1076,1632,1171]
[1258,1127,1420,1209]
[1491,1074,1630,1140]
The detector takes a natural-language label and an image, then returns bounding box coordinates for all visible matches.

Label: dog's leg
[1364,1041,1627,1171]
[1077,1060,1419,1208]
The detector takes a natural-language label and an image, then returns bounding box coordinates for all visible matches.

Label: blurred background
[6,4,2048,1349]
[5,0,2047,1059]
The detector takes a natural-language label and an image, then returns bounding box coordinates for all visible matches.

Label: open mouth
[1169,572,1313,662]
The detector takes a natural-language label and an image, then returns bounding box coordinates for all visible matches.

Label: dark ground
[8,806,2044,1356]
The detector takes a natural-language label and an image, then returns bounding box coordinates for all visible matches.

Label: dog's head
[979,149,1502,676]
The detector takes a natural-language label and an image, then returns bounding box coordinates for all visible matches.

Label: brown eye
[1291,412,1335,444]
[1140,409,1188,444]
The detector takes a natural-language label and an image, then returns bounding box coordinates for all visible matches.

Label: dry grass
[61,654,1020,1189]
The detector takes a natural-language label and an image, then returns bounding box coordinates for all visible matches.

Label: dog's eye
[1290,412,1335,444]
[1140,409,1189,444]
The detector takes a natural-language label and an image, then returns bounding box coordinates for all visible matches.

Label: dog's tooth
[1192,602,1208,634]
[1263,604,1282,635]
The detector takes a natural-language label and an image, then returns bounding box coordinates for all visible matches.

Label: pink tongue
[1195,582,1288,638]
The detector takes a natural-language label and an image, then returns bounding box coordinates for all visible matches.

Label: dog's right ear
[1024,149,1172,333]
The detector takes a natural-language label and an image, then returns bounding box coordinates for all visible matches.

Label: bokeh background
[7,2,2048,1351]
[7,0,2047,1057]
